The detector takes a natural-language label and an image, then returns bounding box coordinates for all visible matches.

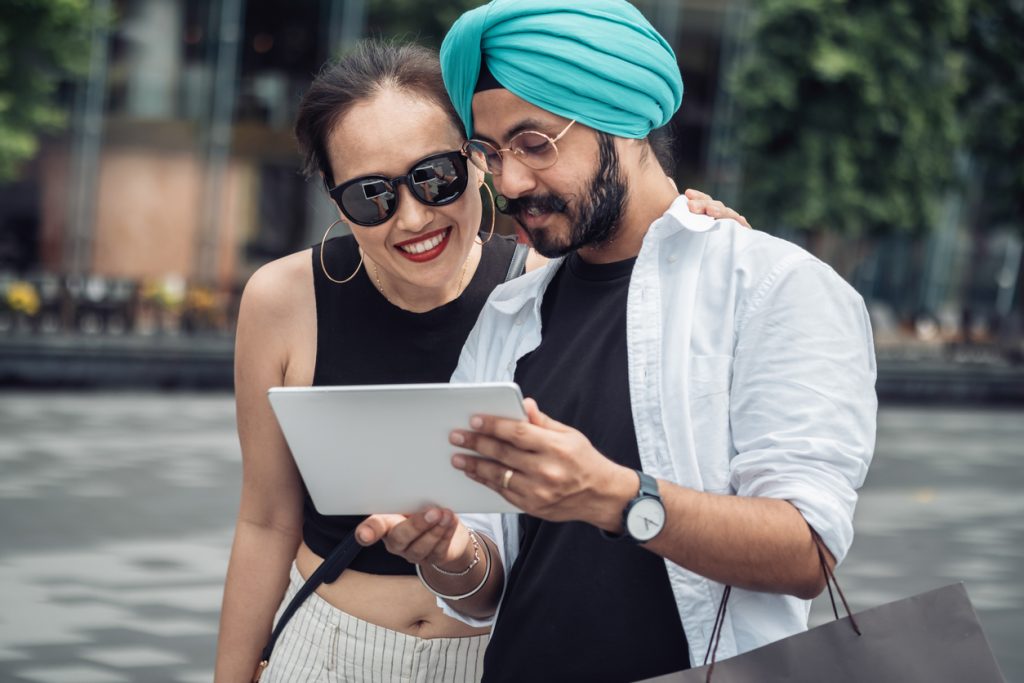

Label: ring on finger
[501,468,515,490]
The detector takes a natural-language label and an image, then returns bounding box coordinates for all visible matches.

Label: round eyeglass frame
[463,119,576,176]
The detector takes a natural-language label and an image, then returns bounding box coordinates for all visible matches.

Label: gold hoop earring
[476,183,496,246]
[319,218,362,284]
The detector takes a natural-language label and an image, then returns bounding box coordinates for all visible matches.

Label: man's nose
[492,154,537,200]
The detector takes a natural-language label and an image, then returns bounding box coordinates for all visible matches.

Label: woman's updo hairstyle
[295,39,463,188]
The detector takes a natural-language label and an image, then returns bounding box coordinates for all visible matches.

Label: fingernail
[450,431,465,445]
[470,416,483,429]
[357,529,371,544]
[425,508,440,523]
[452,454,466,469]
[438,511,452,527]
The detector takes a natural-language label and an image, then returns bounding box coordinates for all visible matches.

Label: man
[360,1,876,680]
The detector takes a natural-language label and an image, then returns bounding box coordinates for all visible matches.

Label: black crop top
[305,233,519,574]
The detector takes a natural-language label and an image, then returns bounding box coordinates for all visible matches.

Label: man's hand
[355,508,475,572]
[450,398,636,532]
[684,188,751,228]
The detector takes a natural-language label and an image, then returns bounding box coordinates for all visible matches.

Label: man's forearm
[593,467,830,599]
[654,483,829,598]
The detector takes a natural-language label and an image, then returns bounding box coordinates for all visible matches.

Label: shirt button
[668,253,678,263]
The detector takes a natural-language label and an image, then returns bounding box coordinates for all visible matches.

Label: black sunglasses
[326,150,470,227]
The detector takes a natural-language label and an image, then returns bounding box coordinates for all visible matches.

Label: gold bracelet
[416,531,493,601]
[430,529,480,576]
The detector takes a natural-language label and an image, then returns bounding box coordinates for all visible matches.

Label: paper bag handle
[701,528,861,682]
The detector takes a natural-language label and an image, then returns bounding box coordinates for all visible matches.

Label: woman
[215,39,745,683]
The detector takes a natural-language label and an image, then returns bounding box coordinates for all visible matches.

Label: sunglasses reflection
[360,180,396,221]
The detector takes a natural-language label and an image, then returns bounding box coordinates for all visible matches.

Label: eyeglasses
[463,120,576,176]
[326,150,470,227]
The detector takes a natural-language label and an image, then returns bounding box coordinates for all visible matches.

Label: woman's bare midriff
[295,541,490,639]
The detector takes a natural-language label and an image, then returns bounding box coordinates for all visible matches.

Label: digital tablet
[268,382,526,515]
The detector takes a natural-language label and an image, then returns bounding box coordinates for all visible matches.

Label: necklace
[371,248,473,309]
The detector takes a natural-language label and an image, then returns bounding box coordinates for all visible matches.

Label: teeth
[527,207,542,216]
[398,230,447,254]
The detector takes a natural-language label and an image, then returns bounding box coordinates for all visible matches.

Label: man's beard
[500,133,628,258]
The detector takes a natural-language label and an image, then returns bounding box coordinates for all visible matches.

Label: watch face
[626,497,665,542]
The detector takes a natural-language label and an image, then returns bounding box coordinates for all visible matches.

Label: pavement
[0,392,1020,682]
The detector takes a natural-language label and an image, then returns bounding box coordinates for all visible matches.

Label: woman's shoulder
[240,248,314,322]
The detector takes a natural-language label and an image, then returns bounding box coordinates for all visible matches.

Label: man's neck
[577,170,680,264]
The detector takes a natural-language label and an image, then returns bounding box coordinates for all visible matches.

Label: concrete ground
[0,392,1020,682]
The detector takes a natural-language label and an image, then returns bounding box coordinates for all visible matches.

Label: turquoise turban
[440,0,684,139]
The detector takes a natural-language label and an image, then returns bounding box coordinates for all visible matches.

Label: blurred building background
[0,0,1022,398]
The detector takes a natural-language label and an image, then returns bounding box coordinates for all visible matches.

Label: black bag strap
[505,242,530,282]
[253,531,363,681]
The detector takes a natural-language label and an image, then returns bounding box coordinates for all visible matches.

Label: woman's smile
[394,226,453,262]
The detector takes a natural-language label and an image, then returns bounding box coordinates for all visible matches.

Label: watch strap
[636,469,660,499]
[599,469,660,542]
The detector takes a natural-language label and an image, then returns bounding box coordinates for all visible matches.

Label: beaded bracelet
[416,530,493,601]
[430,529,481,576]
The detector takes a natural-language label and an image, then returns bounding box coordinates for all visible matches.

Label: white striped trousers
[261,564,489,683]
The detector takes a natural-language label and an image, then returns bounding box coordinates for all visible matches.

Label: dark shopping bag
[640,536,1006,682]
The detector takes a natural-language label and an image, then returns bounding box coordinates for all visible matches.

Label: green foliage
[731,0,969,236]
[0,0,97,181]
[364,0,486,48]
[960,0,1024,232]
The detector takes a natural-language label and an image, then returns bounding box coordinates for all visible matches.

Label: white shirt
[447,195,877,666]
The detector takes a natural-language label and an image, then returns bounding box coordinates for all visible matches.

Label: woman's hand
[355,508,475,572]
[684,188,751,228]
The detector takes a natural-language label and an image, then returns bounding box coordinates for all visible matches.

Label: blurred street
[0,392,1021,682]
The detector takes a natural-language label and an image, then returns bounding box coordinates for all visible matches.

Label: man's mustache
[497,194,568,217]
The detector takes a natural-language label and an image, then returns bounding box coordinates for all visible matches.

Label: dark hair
[295,40,463,188]
[645,124,675,174]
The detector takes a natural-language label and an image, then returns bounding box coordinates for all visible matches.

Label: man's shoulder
[701,221,816,274]
[665,220,864,323]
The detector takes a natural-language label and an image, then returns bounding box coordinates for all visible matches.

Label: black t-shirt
[483,253,690,682]
[305,233,518,574]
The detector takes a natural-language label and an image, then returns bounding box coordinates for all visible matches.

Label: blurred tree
[960,0,1024,233]
[955,0,1024,323]
[730,0,968,236]
[0,0,98,182]
[364,0,484,48]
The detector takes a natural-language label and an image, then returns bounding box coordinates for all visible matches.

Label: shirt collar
[659,194,721,235]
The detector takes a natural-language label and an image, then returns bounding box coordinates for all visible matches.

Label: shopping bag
[641,582,1005,682]
[639,530,1006,683]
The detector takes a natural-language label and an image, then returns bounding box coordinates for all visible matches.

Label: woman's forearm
[215,521,301,683]
[421,533,505,620]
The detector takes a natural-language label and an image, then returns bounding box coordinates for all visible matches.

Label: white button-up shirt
[447,195,877,666]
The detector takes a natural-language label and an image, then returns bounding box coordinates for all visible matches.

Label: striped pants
[261,564,489,683]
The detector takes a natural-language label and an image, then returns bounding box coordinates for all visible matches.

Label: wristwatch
[622,469,666,543]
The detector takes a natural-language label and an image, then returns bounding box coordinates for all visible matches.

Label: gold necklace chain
[371,248,473,308]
